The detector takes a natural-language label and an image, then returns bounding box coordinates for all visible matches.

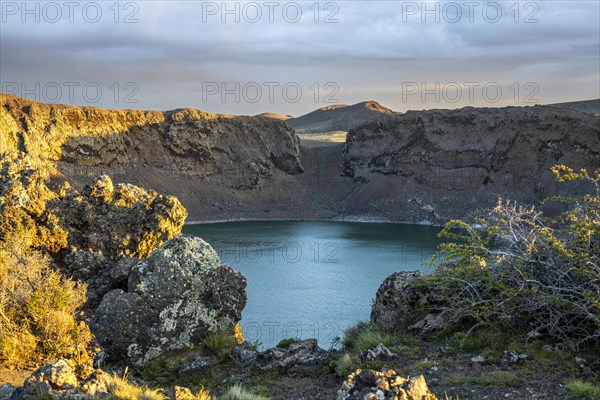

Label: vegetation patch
[342,322,394,353]
[221,384,270,400]
[443,371,526,388]
[275,338,297,349]
[426,166,599,352]
[564,380,600,399]
[202,331,238,359]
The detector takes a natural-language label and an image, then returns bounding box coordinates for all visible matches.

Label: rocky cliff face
[341,105,600,222]
[0,94,303,190]
[2,95,598,224]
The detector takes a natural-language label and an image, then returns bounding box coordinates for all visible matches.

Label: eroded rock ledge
[341,106,600,222]
[0,94,303,190]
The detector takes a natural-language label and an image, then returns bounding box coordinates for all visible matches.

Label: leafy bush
[275,338,298,349]
[428,166,599,348]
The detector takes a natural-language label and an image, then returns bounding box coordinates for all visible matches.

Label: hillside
[286,101,397,133]
[547,99,600,115]
[255,112,292,120]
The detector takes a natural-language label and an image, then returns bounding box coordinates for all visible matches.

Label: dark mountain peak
[356,101,393,113]
[287,101,396,133]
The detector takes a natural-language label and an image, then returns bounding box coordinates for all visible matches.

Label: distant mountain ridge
[254,112,292,120]
[286,101,397,133]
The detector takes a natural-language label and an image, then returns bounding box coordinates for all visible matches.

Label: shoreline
[184,215,444,227]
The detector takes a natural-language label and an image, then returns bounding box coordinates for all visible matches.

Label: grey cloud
[0,0,598,115]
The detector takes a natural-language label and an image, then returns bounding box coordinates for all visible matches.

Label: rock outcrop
[371,271,446,335]
[56,174,187,302]
[337,369,437,400]
[257,339,329,376]
[0,151,187,304]
[7,359,112,399]
[92,235,247,367]
[342,105,600,223]
[6,360,203,400]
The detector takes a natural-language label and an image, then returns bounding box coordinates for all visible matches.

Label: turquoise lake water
[182,221,444,349]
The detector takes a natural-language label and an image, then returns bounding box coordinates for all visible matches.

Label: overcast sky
[1,0,598,115]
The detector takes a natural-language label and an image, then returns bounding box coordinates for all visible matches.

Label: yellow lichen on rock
[337,369,437,400]
[234,323,245,345]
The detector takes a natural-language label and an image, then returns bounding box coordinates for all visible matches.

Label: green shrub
[335,353,361,377]
[342,322,370,350]
[447,328,513,356]
[351,330,394,353]
[220,384,269,400]
[276,338,297,348]
[202,330,238,358]
[564,380,600,399]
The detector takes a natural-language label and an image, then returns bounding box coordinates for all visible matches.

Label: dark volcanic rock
[3,96,599,225]
[361,343,397,362]
[92,235,247,367]
[371,271,446,334]
[10,360,111,399]
[0,94,303,190]
[258,339,329,376]
[56,175,188,302]
[0,152,187,306]
[342,105,600,223]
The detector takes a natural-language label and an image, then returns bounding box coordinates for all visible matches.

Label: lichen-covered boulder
[92,235,247,367]
[55,175,188,303]
[9,360,111,399]
[24,360,79,391]
[337,369,437,400]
